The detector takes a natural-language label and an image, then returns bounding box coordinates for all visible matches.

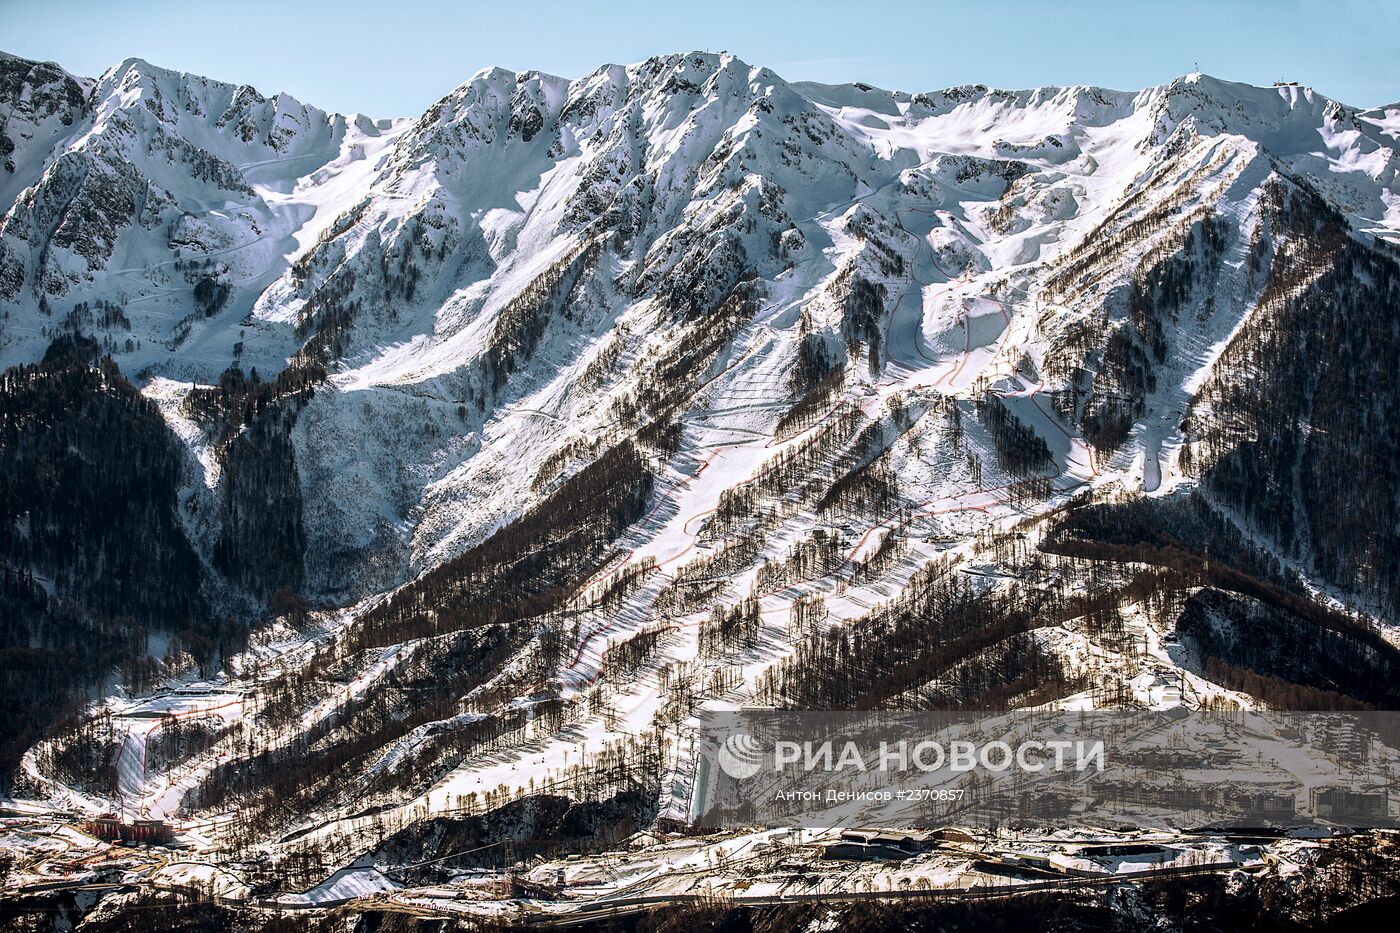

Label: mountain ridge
[2,50,1400,907]
[2,46,1396,599]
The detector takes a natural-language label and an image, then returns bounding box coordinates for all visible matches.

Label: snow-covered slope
[8,50,1400,895]
[0,53,405,379]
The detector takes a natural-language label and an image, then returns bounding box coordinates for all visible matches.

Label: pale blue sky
[5,0,1398,115]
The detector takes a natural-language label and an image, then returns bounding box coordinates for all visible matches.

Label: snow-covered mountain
[6,51,1396,596]
[4,49,1400,915]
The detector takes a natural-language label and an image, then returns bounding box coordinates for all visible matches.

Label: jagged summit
[0,43,1392,386]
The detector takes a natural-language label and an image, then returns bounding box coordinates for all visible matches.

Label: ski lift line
[397,838,506,870]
